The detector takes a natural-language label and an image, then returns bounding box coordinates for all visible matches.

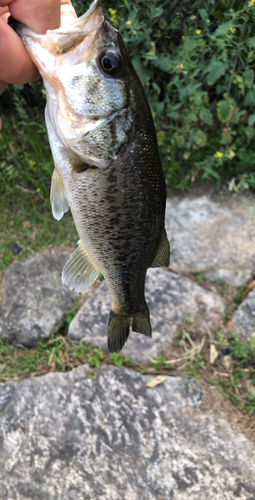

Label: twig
[199,336,206,354]
[184,332,195,349]
[202,321,213,339]
[15,185,36,194]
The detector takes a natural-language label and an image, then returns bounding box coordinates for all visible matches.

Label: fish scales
[10,0,170,352]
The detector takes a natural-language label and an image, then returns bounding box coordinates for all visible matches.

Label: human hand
[0,0,77,91]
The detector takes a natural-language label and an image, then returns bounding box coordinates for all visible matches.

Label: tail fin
[108,311,130,353]
[107,309,152,353]
[132,310,152,338]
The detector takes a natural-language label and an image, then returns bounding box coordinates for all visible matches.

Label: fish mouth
[8,0,104,56]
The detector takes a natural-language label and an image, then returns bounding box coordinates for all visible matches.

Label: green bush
[2,0,255,191]
[95,0,255,190]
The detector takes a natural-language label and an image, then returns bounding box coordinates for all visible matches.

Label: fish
[9,0,170,352]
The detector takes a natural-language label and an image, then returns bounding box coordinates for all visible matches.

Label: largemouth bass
[10,0,170,352]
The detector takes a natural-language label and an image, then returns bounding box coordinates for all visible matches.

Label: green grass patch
[175,322,255,417]
[0,95,77,271]
[110,352,132,368]
[0,334,106,382]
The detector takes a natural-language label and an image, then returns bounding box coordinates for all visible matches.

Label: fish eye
[99,49,123,77]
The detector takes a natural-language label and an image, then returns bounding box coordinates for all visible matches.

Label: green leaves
[200,108,213,125]
[217,100,234,123]
[87,348,104,368]
[248,114,255,126]
[244,88,255,106]
[244,68,254,88]
[149,7,164,20]
[214,21,237,37]
[110,353,132,368]
[206,61,227,86]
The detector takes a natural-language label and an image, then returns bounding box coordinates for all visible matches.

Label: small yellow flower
[196,29,202,35]
[36,187,40,192]
[108,8,118,27]
[126,20,132,25]
[191,15,196,20]
[229,150,235,157]
[230,27,236,33]
[29,160,36,167]
[214,151,223,158]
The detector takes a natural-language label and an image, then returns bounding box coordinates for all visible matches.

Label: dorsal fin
[50,168,69,221]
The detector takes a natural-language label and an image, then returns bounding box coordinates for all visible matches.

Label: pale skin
[0,0,77,91]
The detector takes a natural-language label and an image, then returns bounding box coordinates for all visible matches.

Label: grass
[0,331,135,382]
[171,321,255,417]
[1,322,255,419]
[0,91,77,272]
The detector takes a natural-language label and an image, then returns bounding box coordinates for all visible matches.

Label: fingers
[8,0,61,33]
[0,6,9,15]
[8,0,75,33]
[0,17,39,84]
[0,1,77,86]
[61,2,77,26]
[0,80,8,91]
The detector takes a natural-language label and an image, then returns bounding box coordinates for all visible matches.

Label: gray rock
[166,195,255,286]
[0,365,255,499]
[0,248,78,346]
[231,287,255,338]
[68,268,224,361]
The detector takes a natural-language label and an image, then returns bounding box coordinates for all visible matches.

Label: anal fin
[150,228,170,268]
[62,240,100,292]
[50,168,69,221]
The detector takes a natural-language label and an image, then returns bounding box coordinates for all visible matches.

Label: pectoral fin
[50,168,69,221]
[150,229,170,268]
[62,240,100,292]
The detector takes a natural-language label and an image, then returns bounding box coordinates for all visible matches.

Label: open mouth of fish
[9,0,104,56]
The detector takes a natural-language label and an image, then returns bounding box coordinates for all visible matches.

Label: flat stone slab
[0,248,78,346]
[166,195,255,286]
[68,268,224,362]
[231,287,255,338]
[0,365,255,499]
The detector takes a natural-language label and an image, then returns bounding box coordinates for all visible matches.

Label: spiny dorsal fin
[50,168,69,221]
[150,229,170,268]
[62,240,100,292]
